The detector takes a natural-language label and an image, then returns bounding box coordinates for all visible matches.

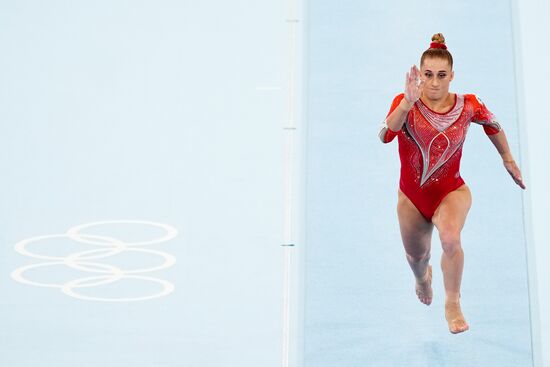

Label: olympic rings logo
[11,220,177,302]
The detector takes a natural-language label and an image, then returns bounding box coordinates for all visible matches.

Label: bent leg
[432,184,472,333]
[397,189,434,305]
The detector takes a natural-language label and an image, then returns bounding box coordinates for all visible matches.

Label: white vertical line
[510,0,542,366]
[282,0,299,365]
[282,245,292,367]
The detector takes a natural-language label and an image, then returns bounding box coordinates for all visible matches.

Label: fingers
[407,65,418,81]
[412,65,420,80]
[504,162,527,190]
[514,170,526,189]
[405,65,421,103]
[413,67,421,87]
[513,175,526,189]
[405,72,411,101]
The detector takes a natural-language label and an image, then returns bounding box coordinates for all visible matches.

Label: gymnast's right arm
[378,96,414,143]
[378,65,422,143]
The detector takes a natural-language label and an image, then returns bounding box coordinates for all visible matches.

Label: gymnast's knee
[439,231,462,255]
[406,250,431,264]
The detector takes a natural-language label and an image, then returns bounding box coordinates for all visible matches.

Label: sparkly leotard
[379,93,501,221]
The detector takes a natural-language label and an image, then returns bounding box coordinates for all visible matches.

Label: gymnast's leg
[432,184,472,334]
[397,189,434,305]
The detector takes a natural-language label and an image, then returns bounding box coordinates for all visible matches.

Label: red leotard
[379,93,501,221]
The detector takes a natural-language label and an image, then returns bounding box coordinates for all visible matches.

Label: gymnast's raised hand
[404,65,424,103]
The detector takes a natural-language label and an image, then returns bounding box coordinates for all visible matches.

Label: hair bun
[429,33,447,50]
[421,33,453,67]
[431,33,446,44]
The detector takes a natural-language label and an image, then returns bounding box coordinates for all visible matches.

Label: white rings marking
[11,220,178,302]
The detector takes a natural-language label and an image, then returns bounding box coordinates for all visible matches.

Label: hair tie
[430,42,447,50]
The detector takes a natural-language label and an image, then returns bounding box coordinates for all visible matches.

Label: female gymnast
[378,33,526,334]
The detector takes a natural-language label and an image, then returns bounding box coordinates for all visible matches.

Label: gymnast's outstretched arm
[487,129,526,189]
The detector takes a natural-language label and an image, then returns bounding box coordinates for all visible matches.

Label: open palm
[405,65,423,103]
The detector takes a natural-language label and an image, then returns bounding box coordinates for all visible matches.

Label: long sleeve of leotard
[469,94,502,135]
[379,93,406,143]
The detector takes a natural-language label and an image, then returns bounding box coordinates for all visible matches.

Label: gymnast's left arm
[487,130,527,190]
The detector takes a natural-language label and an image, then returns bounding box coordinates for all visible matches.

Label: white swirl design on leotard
[472,95,502,132]
[407,95,467,186]
[11,220,177,302]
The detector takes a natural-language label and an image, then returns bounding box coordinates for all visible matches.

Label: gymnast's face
[420,57,454,101]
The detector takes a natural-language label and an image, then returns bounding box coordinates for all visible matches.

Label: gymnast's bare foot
[415,265,432,305]
[445,299,469,334]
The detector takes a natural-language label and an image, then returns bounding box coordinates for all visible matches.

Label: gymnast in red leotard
[382,92,501,221]
[378,33,526,334]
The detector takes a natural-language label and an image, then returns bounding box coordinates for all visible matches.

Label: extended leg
[432,184,472,334]
[397,189,434,305]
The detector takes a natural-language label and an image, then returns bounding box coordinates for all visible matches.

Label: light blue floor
[0,1,286,366]
[303,0,532,366]
[0,1,535,366]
